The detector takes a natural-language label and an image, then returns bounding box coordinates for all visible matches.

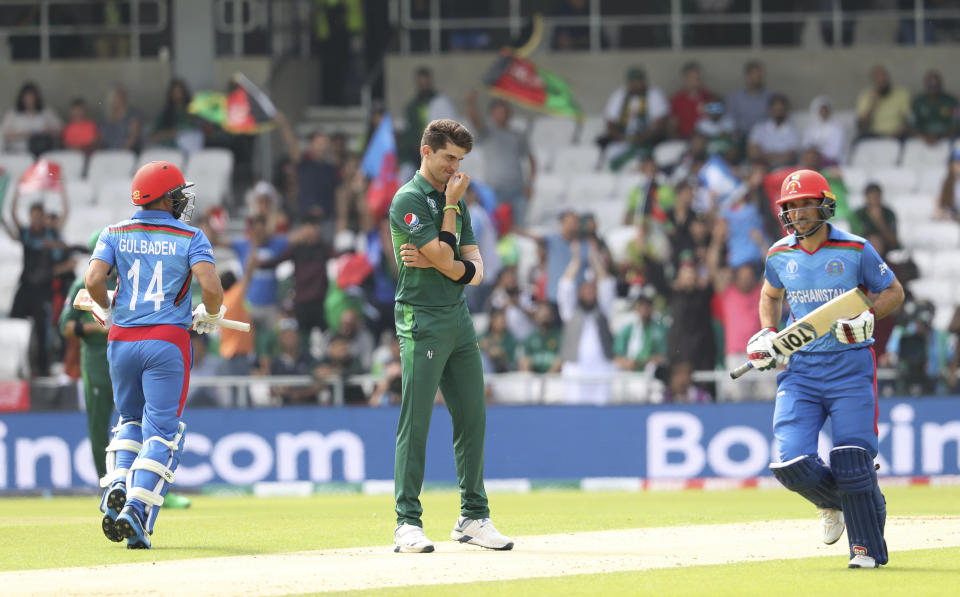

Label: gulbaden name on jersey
[117,237,178,256]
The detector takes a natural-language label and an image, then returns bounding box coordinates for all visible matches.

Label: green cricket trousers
[394,299,489,526]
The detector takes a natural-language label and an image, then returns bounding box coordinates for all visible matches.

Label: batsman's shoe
[116,505,151,550]
[100,483,126,543]
[818,508,845,545]
[165,493,191,509]
[450,516,514,550]
[394,523,435,553]
[848,554,879,568]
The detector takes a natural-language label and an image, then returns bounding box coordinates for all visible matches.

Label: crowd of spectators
[4,56,960,406]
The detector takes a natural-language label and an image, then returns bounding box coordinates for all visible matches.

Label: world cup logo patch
[826,259,844,275]
[404,213,419,227]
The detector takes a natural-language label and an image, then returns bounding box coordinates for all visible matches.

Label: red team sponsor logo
[404,213,419,227]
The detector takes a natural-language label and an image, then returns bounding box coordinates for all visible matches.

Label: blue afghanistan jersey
[764,225,895,353]
[90,210,215,329]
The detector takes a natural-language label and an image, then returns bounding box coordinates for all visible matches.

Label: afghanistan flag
[189,73,277,134]
[361,112,399,221]
[483,51,581,119]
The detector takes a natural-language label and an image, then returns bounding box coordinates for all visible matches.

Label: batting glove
[91,303,112,329]
[833,309,874,344]
[192,304,225,335]
[747,327,780,371]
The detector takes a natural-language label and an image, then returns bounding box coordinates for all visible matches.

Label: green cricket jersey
[390,172,476,307]
[59,277,112,379]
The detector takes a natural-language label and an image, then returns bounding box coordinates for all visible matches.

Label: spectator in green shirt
[517,301,562,374]
[850,182,899,250]
[613,291,668,373]
[911,70,958,141]
[479,308,518,373]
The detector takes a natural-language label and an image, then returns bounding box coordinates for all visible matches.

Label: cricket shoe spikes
[450,516,514,550]
[848,554,879,568]
[394,523,435,553]
[117,504,152,550]
[100,482,126,543]
[818,508,845,545]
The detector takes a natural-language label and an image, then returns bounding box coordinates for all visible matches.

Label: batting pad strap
[127,486,165,508]
[106,438,142,454]
[131,457,175,483]
[99,467,130,488]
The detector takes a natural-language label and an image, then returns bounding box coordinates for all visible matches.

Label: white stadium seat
[138,147,186,171]
[40,149,85,180]
[928,248,960,277]
[531,117,578,150]
[514,234,539,287]
[0,152,34,181]
[908,277,956,304]
[586,198,626,234]
[889,193,935,223]
[459,145,485,181]
[901,138,950,169]
[0,318,32,378]
[933,303,956,332]
[87,150,136,189]
[841,166,869,196]
[652,139,688,168]
[869,167,917,195]
[898,219,960,249]
[915,166,948,196]
[568,172,619,201]
[553,145,603,173]
[96,177,135,210]
[848,138,901,170]
[64,178,94,206]
[604,225,638,264]
[184,148,233,203]
[908,249,935,277]
[576,116,606,145]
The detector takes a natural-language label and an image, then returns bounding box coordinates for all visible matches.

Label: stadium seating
[0,318,32,378]
[898,219,960,249]
[87,150,136,192]
[848,138,901,170]
[185,148,234,204]
[63,178,94,206]
[40,149,85,180]
[652,139,687,168]
[138,147,186,171]
[554,145,604,173]
[901,138,950,169]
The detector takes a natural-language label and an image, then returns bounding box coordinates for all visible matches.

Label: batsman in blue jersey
[84,161,226,549]
[747,169,904,569]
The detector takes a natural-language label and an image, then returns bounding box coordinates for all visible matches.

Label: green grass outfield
[1,485,958,594]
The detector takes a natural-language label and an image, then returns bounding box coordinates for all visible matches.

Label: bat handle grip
[730,361,754,380]
[217,319,251,332]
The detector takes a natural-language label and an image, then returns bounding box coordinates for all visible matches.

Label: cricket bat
[730,288,872,379]
[73,288,251,332]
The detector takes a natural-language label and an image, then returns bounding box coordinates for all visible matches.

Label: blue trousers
[107,324,191,524]
[773,346,878,461]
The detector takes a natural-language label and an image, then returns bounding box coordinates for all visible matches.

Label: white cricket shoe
[848,554,878,568]
[394,523,435,553]
[450,516,514,550]
[818,508,845,545]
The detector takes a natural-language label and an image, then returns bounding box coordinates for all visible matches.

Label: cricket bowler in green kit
[60,228,190,509]
[390,119,514,553]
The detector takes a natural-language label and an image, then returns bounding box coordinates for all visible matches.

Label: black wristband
[438,231,457,251]
[455,259,476,285]
[74,319,86,338]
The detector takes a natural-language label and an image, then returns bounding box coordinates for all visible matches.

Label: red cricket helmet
[776,169,836,239]
[131,161,195,220]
